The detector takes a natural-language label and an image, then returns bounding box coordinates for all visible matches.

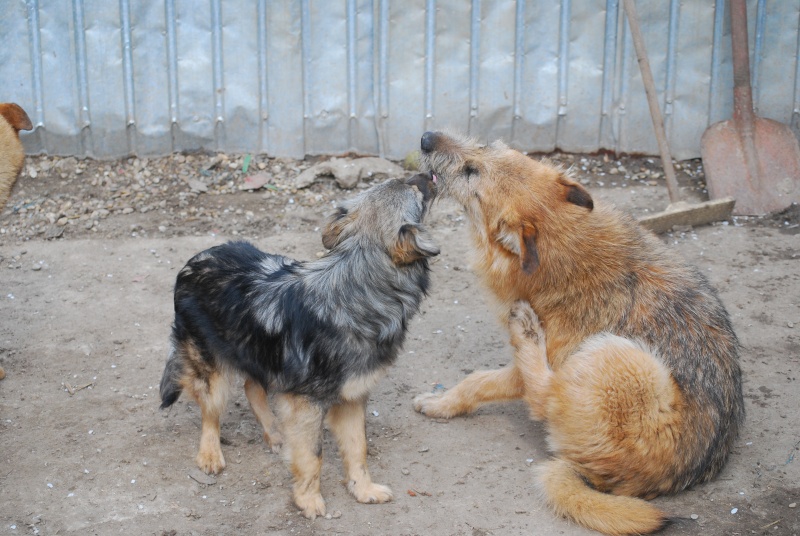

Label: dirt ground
[0,152,798,536]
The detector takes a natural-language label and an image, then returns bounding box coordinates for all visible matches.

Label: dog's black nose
[420,131,438,153]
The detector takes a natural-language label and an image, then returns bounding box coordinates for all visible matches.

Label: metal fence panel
[2,0,799,161]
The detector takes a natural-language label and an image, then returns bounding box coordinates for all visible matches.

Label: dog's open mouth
[405,172,437,204]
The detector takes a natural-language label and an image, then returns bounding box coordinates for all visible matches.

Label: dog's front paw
[413,392,457,419]
[349,481,393,504]
[295,491,326,519]
[508,300,545,347]
[196,447,226,475]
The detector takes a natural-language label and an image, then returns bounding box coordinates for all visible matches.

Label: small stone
[418,446,429,453]
[188,468,217,486]
[44,226,64,240]
[240,172,271,191]
[690,514,699,520]
[186,178,208,193]
[31,263,42,271]
[789,322,794,328]
[331,510,342,519]
[401,468,410,475]
[789,502,797,508]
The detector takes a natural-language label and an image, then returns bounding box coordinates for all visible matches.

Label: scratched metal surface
[2,0,798,160]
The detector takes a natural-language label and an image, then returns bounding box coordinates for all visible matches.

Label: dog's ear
[558,176,593,211]
[391,223,440,265]
[520,223,539,273]
[322,207,351,249]
[496,220,539,273]
[0,103,33,132]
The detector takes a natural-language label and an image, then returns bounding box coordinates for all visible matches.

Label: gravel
[0,149,737,244]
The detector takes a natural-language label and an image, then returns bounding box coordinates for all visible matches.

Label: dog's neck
[304,244,431,322]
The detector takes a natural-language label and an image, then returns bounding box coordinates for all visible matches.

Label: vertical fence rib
[257,0,269,152]
[165,0,179,152]
[600,0,618,146]
[512,0,525,140]
[72,0,91,154]
[374,0,389,157]
[347,0,357,148]
[211,0,224,148]
[468,0,480,133]
[300,0,311,154]
[616,6,632,151]
[26,0,45,130]
[708,0,725,123]
[119,0,136,153]
[557,0,570,117]
[664,0,680,137]
[793,5,800,130]
[424,0,436,128]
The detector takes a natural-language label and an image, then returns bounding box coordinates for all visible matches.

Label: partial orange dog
[414,131,744,535]
[0,102,33,381]
[0,103,33,211]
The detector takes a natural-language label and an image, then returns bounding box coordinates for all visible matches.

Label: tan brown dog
[413,131,744,535]
[0,103,33,211]
[0,102,33,381]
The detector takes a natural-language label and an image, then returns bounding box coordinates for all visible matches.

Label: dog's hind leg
[413,364,524,419]
[189,369,231,474]
[244,378,283,453]
[275,393,327,519]
[327,399,393,505]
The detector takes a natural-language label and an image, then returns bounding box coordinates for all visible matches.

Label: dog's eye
[465,165,478,178]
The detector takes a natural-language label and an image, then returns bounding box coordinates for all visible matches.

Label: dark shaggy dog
[160,173,438,518]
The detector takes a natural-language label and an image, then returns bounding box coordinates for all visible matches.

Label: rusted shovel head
[701,117,800,216]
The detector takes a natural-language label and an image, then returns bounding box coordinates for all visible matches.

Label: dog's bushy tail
[159,346,183,409]
[536,458,669,536]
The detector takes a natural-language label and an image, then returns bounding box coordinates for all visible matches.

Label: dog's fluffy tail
[536,458,669,536]
[159,346,183,409]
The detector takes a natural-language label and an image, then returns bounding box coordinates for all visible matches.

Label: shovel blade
[701,117,800,216]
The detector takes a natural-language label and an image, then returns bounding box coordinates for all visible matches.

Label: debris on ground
[293,156,405,189]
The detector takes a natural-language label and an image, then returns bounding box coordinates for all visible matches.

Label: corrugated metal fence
[2,0,799,160]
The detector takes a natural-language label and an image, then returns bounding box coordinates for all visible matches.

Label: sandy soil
[0,154,798,536]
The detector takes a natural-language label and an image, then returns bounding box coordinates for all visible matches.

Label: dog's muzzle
[406,172,436,203]
[419,132,443,185]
